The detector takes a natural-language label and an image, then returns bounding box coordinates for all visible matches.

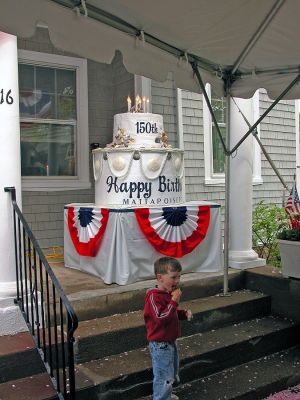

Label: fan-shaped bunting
[135,205,210,257]
[68,206,109,257]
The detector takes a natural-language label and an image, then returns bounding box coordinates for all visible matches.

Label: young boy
[144,257,193,400]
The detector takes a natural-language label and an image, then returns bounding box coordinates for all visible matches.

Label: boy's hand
[186,309,193,321]
[171,288,182,303]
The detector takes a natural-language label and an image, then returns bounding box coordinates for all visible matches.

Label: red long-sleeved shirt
[144,288,187,343]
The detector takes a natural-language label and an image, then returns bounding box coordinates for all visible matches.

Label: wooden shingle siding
[254,90,296,206]
[151,73,177,147]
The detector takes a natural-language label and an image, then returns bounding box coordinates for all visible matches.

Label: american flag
[285,180,300,216]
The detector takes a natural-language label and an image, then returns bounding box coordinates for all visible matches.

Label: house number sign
[0,89,14,105]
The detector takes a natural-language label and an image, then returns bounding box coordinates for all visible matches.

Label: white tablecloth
[64,201,222,285]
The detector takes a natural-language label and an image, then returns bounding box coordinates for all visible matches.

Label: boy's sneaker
[171,395,179,400]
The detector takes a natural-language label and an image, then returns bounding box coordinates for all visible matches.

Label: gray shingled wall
[18,29,134,248]
[253,90,296,205]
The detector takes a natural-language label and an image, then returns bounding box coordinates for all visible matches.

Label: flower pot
[278,239,300,278]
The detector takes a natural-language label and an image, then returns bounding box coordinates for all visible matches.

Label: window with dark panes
[211,92,226,174]
[19,63,77,177]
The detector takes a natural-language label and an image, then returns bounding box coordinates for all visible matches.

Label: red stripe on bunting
[135,206,210,258]
[68,207,109,257]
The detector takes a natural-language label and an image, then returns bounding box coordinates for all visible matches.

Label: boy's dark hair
[154,257,182,276]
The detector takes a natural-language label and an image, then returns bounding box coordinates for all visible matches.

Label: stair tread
[0,331,46,384]
[0,372,58,400]
[75,290,269,337]
[74,315,298,390]
[173,345,300,400]
[69,270,243,320]
[0,331,35,356]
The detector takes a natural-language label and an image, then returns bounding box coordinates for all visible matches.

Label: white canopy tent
[1,0,300,292]
[2,0,300,99]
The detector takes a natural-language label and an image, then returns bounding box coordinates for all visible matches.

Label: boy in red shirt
[144,257,192,400]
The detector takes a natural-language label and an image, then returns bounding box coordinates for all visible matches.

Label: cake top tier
[107,112,170,149]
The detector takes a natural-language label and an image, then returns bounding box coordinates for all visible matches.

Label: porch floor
[49,262,282,297]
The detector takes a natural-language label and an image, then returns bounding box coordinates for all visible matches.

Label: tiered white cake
[93,111,184,206]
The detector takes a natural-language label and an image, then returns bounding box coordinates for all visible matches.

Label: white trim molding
[134,75,152,112]
[18,50,90,191]
[252,90,263,185]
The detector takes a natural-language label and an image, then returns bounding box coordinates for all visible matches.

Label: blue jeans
[149,341,179,400]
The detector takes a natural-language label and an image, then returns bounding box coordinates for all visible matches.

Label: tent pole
[191,63,230,293]
[190,62,230,294]
[223,95,231,296]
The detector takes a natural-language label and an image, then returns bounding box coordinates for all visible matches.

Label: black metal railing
[4,186,78,399]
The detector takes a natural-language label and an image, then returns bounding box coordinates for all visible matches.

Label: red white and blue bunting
[68,206,109,257]
[135,205,210,257]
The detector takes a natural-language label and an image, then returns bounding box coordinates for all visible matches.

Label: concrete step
[73,315,300,399]
[68,270,243,321]
[0,331,46,384]
[172,345,300,400]
[0,372,59,400]
[74,290,271,363]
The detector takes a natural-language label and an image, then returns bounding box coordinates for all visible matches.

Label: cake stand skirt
[64,202,222,285]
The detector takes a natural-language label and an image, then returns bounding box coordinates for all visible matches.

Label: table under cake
[64,201,222,285]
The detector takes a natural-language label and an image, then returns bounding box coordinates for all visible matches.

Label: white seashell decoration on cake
[174,156,182,171]
[112,156,126,171]
[147,158,161,172]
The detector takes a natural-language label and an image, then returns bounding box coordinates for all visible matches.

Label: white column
[0,32,22,298]
[229,97,265,269]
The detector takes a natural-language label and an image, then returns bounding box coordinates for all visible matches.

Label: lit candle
[135,95,139,112]
[127,96,131,112]
[142,96,146,112]
[146,97,150,113]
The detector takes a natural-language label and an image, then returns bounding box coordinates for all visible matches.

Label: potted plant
[277,216,300,278]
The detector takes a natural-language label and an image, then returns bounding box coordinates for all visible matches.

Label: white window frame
[203,85,262,185]
[18,50,90,191]
[134,75,152,112]
[252,90,263,185]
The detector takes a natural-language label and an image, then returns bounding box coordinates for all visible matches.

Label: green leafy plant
[252,201,289,267]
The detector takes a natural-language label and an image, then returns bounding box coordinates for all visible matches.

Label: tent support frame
[229,73,300,155]
[231,0,285,75]
[192,64,300,295]
[231,96,289,191]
